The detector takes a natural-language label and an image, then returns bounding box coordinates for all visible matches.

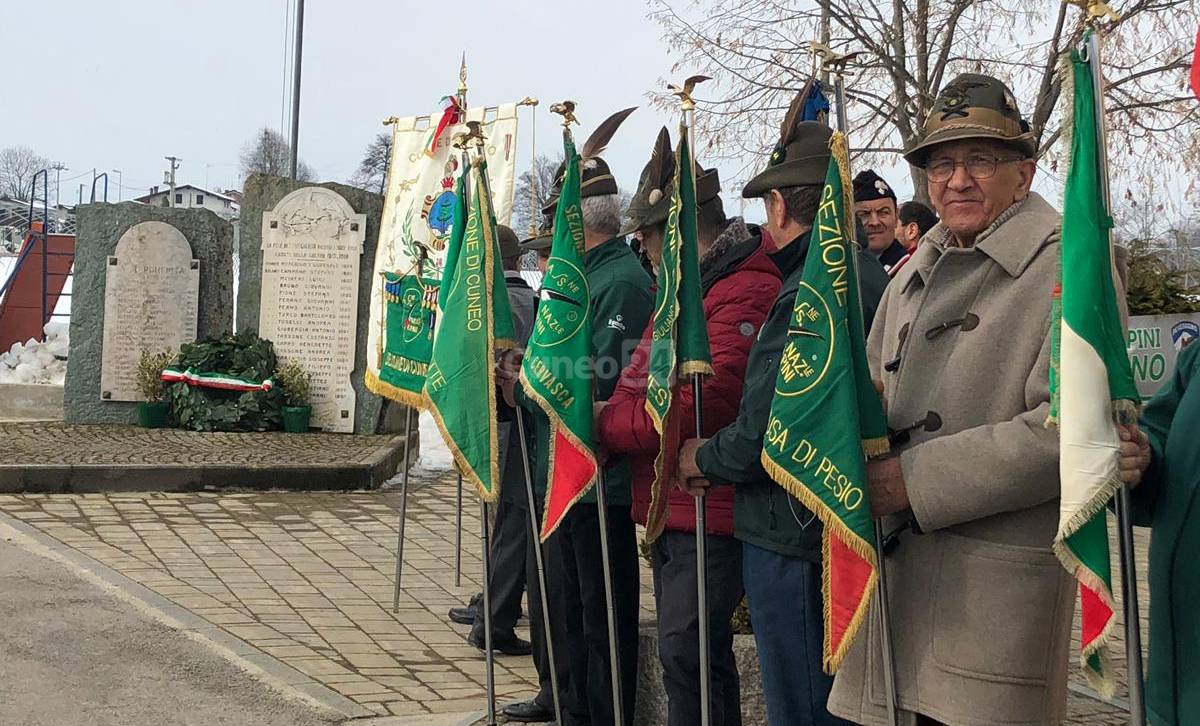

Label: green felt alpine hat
[541,106,637,215]
[621,127,724,236]
[741,84,834,199]
[903,73,1038,167]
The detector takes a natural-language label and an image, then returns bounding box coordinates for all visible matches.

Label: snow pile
[0,321,68,385]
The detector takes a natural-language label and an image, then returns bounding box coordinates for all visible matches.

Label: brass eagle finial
[550,100,579,128]
[668,75,711,111]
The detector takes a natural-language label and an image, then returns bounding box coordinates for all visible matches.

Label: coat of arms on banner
[365,102,519,406]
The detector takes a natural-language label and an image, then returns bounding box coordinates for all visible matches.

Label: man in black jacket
[677,106,886,726]
[447,226,538,657]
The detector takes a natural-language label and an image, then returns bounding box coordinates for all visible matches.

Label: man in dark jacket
[597,128,782,726]
[853,169,911,277]
[677,106,887,725]
[448,225,538,657]
[504,110,653,726]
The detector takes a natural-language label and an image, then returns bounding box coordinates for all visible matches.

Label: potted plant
[136,349,175,428]
[276,360,313,433]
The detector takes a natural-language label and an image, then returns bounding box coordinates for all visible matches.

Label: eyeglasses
[925,154,1022,183]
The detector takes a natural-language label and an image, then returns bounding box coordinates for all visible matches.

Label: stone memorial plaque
[259,187,366,433]
[100,221,200,401]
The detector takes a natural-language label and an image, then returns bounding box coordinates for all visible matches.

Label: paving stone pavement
[0,471,1148,724]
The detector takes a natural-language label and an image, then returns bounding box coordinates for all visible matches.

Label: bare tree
[239,128,315,181]
[652,1,1198,202]
[349,132,392,195]
[511,153,564,237]
[0,146,50,201]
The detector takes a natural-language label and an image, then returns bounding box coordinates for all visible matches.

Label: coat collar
[584,236,630,271]
[900,192,1060,294]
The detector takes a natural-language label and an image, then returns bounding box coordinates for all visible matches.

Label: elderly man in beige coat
[827,74,1074,726]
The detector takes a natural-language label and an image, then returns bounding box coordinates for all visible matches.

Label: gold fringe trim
[1053,466,1122,698]
[830,133,856,245]
[518,367,600,541]
[862,436,890,459]
[422,389,500,503]
[364,368,428,411]
[760,449,878,673]
[643,404,677,544]
[679,360,714,378]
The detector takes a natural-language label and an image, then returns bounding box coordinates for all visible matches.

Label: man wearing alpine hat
[828,72,1081,726]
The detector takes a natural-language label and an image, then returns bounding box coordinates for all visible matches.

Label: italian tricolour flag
[1048,43,1140,697]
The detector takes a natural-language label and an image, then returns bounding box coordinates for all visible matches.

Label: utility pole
[51,163,66,207]
[164,156,181,207]
[288,0,306,180]
[113,169,123,201]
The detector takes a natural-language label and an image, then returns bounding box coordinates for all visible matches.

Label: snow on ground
[415,410,454,473]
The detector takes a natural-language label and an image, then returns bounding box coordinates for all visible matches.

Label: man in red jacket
[596,129,783,726]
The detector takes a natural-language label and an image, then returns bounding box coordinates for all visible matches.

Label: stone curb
[0,435,405,494]
[0,510,374,721]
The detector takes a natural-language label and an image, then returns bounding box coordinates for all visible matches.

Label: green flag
[371,272,439,408]
[519,131,599,539]
[643,124,713,540]
[760,131,889,673]
[423,157,516,502]
[1047,43,1139,696]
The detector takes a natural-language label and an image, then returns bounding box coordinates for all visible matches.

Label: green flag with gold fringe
[643,124,713,540]
[373,272,439,408]
[519,132,601,539]
[760,131,889,672]
[423,157,516,501]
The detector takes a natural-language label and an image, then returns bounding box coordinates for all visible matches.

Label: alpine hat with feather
[903,73,1037,167]
[742,79,833,198]
[541,106,637,215]
[621,127,723,236]
[519,203,557,253]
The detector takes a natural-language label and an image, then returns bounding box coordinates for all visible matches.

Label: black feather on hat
[541,107,638,214]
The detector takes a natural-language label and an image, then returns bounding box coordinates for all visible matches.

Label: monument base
[0,383,64,422]
[0,422,406,493]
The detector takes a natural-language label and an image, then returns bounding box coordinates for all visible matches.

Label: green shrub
[276,360,312,408]
[136,349,175,402]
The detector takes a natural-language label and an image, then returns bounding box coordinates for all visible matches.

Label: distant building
[134,184,239,220]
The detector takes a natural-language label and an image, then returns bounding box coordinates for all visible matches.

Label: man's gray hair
[582,194,622,236]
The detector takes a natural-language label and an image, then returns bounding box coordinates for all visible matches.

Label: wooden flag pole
[822,45,899,725]
[1083,27,1147,726]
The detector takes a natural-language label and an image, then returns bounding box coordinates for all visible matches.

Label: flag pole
[455,473,464,587]
[392,406,415,612]
[675,78,713,726]
[464,114,501,726]
[452,55,471,593]
[1083,28,1146,726]
[479,497,498,726]
[594,471,626,726]
[515,406,565,725]
[823,47,899,725]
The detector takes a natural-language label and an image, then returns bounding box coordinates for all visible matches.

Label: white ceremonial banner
[365,102,519,405]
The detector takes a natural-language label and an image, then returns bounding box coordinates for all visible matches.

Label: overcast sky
[4,1,754,208]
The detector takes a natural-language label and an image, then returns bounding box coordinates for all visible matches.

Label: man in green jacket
[1121,338,1200,726]
[677,109,887,725]
[504,110,653,726]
